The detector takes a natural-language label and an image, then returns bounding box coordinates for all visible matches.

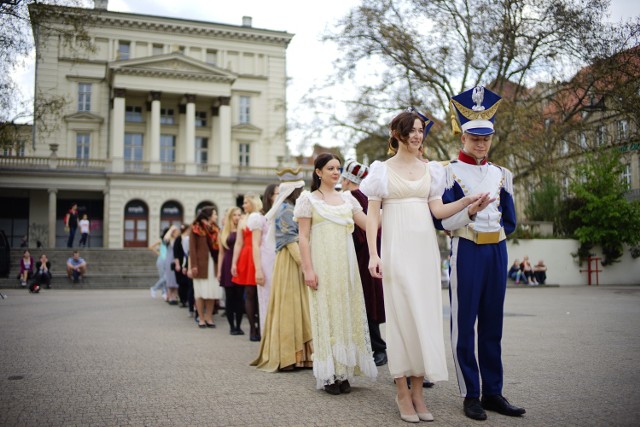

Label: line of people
[146,85,526,423]
[251,85,524,423]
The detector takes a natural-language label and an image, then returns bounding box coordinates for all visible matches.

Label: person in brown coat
[189,206,221,328]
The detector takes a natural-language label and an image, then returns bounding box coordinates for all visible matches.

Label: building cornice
[92,14,293,48]
[31,4,293,48]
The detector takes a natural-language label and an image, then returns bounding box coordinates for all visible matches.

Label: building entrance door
[123,200,148,248]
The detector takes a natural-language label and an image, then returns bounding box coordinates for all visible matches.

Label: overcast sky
[12,0,640,154]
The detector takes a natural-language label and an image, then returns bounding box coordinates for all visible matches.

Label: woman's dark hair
[262,183,278,214]
[193,206,215,226]
[160,227,169,239]
[388,111,425,155]
[287,187,304,205]
[311,152,341,191]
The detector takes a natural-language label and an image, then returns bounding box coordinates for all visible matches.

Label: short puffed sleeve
[428,161,446,202]
[359,161,388,201]
[343,192,364,214]
[293,190,313,219]
[247,212,265,231]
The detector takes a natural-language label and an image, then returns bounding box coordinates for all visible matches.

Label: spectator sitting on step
[508,259,524,284]
[66,250,87,283]
[520,256,536,286]
[533,260,547,285]
[32,254,53,291]
[18,249,34,287]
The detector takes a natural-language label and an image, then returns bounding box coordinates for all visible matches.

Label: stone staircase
[0,248,159,289]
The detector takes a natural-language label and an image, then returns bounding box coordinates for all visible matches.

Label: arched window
[123,199,148,247]
[160,200,183,234]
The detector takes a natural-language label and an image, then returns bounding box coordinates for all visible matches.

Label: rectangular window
[596,125,606,146]
[78,83,92,112]
[195,111,207,127]
[118,41,130,60]
[579,132,588,149]
[206,49,217,65]
[76,133,90,159]
[125,106,143,122]
[160,108,175,125]
[124,133,143,161]
[160,134,176,163]
[239,143,250,167]
[195,137,208,164]
[618,120,629,141]
[622,163,631,189]
[152,44,163,56]
[239,96,250,124]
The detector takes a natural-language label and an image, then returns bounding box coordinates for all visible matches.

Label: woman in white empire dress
[361,110,489,422]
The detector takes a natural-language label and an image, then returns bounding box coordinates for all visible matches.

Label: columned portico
[218,96,232,177]
[48,188,57,248]
[149,91,161,174]
[111,88,126,173]
[184,94,197,175]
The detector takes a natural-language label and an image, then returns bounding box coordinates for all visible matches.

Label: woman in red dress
[231,193,263,341]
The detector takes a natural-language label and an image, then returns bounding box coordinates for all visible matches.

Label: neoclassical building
[0,1,297,248]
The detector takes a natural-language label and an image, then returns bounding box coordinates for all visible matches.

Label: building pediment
[109,53,237,83]
[64,112,104,123]
[232,123,262,135]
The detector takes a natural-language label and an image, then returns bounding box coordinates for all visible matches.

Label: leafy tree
[525,174,562,232]
[568,148,640,265]
[0,0,93,151]
[301,0,639,179]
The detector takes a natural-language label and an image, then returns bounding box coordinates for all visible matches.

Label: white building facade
[0,2,296,248]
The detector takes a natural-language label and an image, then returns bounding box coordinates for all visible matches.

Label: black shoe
[198,323,206,329]
[423,379,434,388]
[338,380,351,394]
[373,351,388,366]
[236,328,245,335]
[324,383,341,395]
[481,395,525,417]
[464,397,487,421]
[250,334,260,342]
[205,322,216,328]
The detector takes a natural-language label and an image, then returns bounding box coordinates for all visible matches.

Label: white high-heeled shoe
[416,411,434,422]
[396,396,419,423]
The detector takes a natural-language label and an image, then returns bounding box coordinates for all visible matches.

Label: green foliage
[569,149,640,265]
[525,175,562,233]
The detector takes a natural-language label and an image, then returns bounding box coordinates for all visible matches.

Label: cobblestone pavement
[0,286,638,426]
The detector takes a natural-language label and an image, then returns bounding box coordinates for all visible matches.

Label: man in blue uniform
[435,86,525,421]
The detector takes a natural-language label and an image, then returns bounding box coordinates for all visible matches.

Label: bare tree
[0,0,93,151]
[302,0,639,176]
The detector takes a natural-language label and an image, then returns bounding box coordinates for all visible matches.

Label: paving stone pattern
[0,286,638,426]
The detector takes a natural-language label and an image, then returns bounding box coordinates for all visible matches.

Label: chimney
[94,0,108,9]
[242,16,252,27]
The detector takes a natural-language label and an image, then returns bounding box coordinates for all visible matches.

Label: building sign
[125,201,147,217]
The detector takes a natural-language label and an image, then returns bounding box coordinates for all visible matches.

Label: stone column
[110,88,126,173]
[218,96,232,177]
[185,94,197,175]
[102,188,110,248]
[48,188,57,248]
[149,91,161,174]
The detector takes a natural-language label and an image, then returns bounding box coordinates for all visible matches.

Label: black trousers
[368,319,387,353]
[224,285,245,329]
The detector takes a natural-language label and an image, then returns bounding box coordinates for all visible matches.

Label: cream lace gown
[360,160,448,382]
[294,191,378,389]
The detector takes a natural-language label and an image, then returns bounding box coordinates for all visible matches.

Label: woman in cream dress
[296,153,377,395]
[362,110,490,422]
